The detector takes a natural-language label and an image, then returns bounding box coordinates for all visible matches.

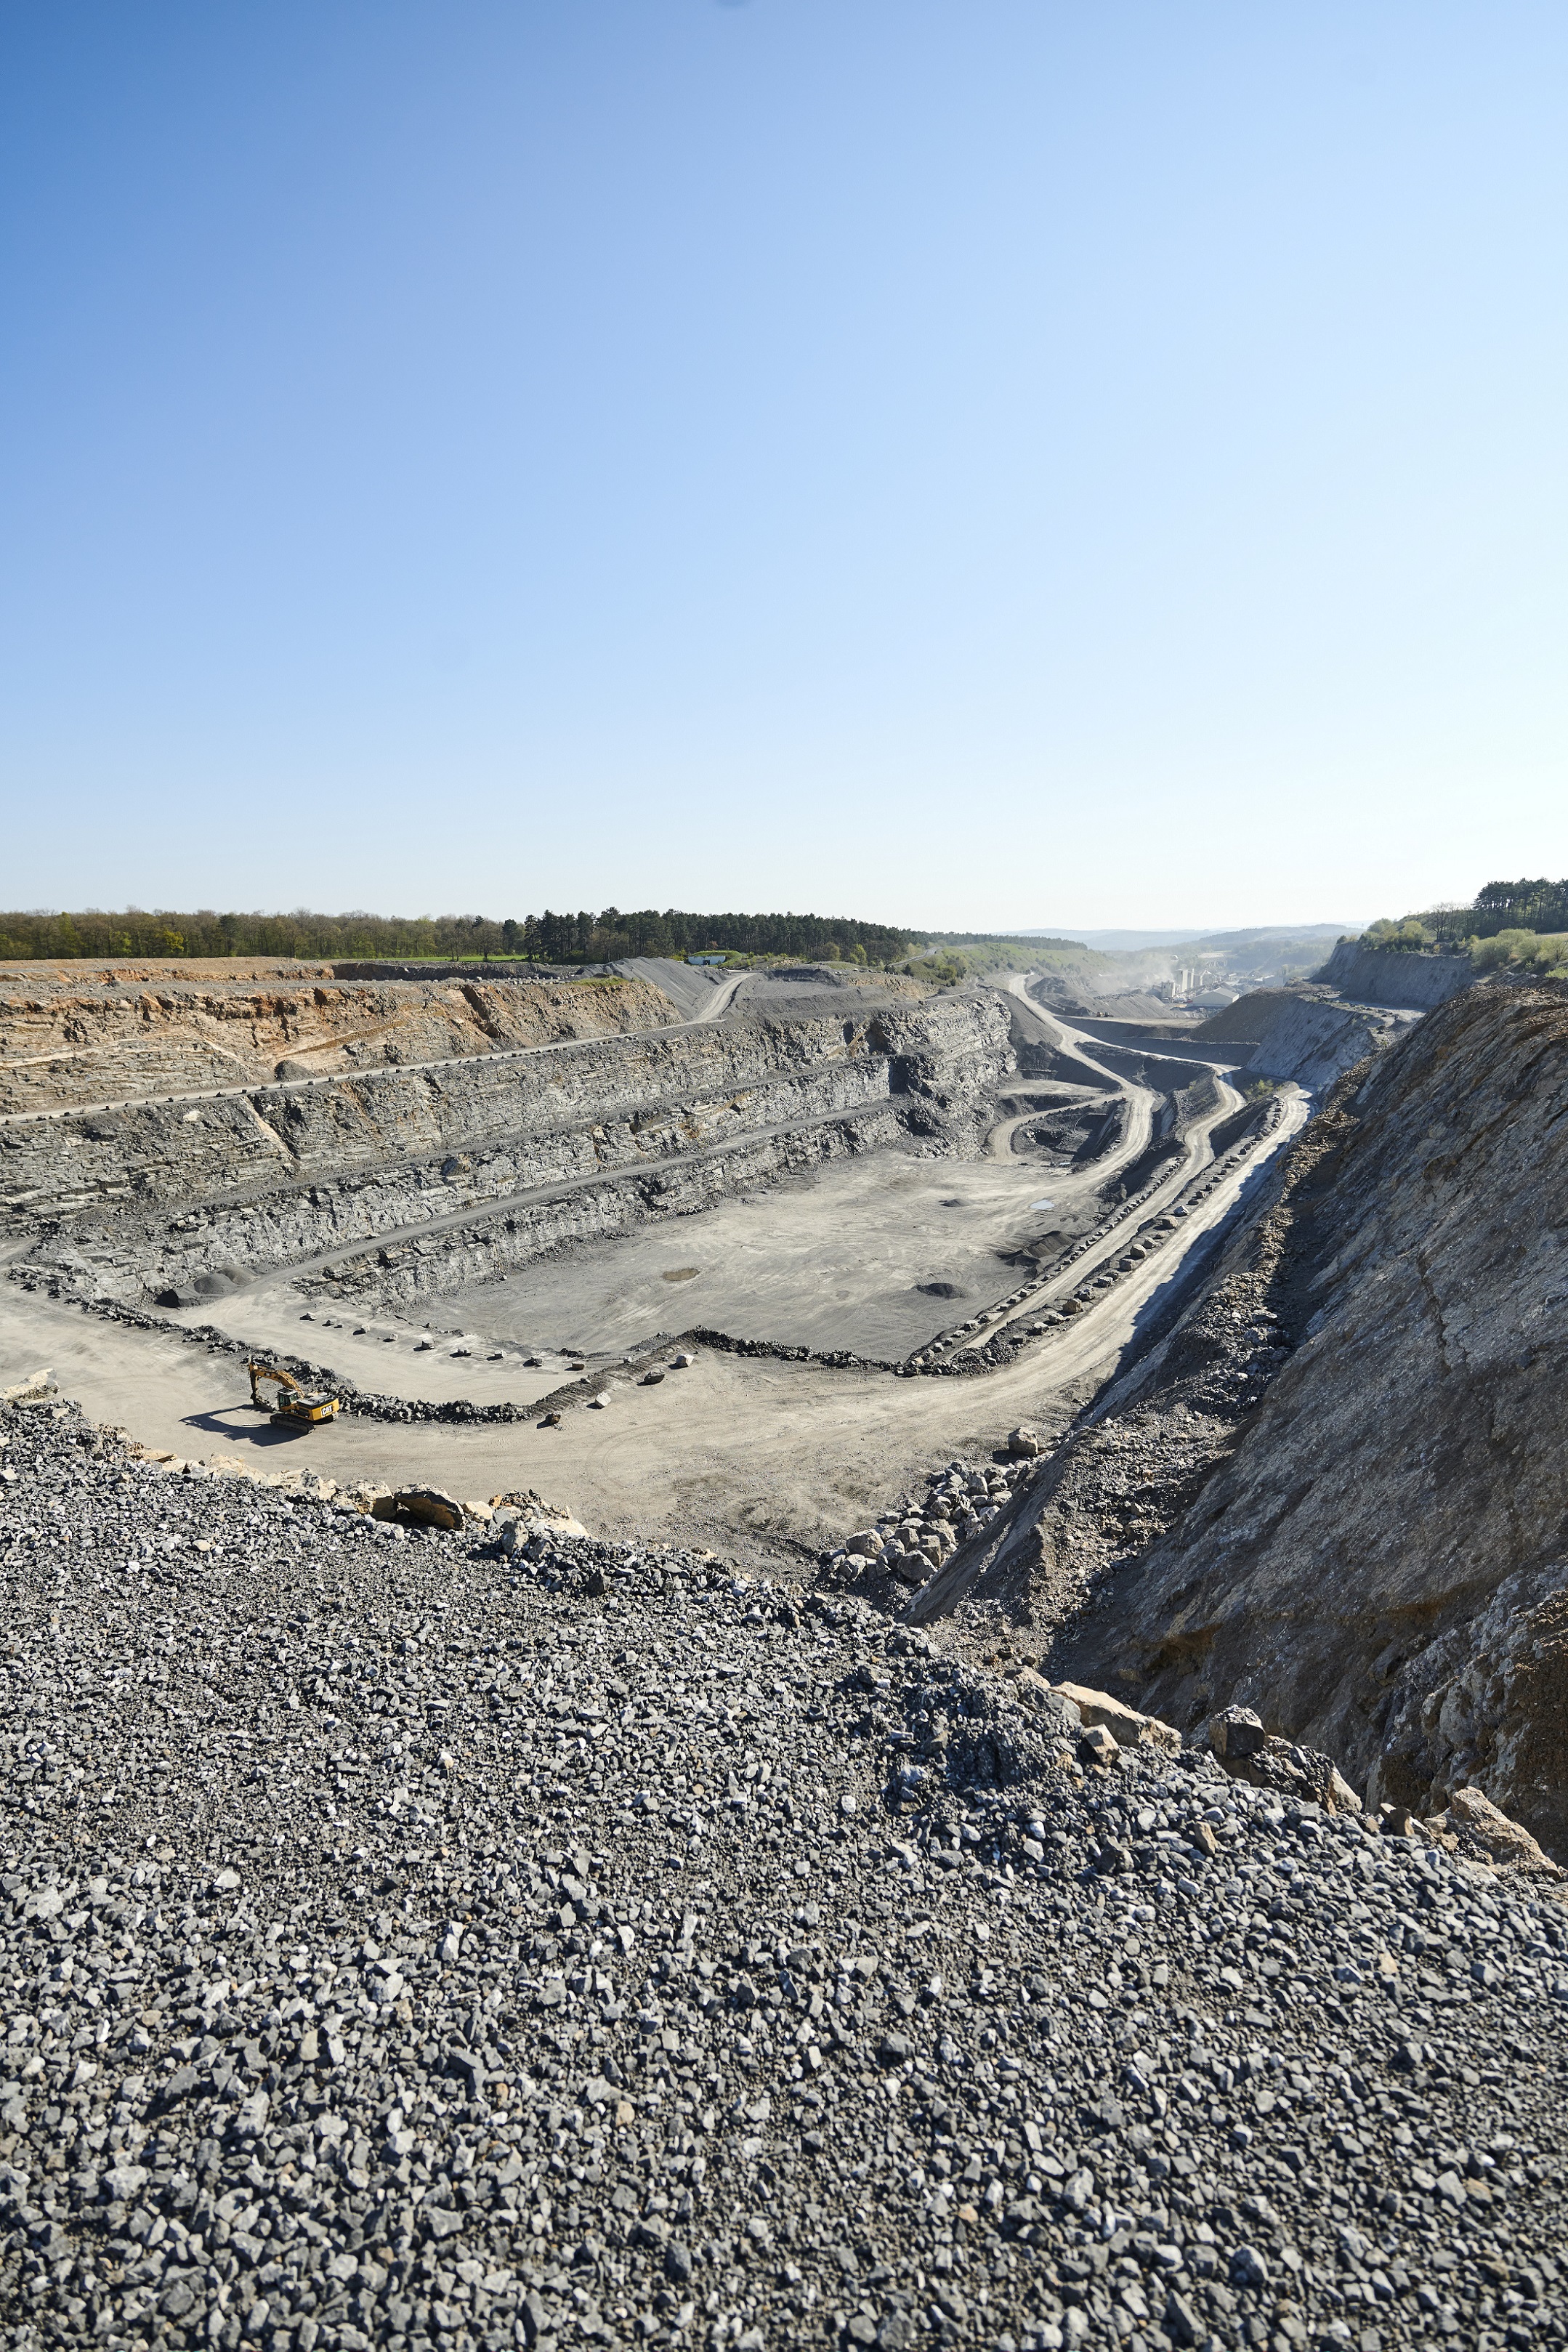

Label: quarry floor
[0,1050,1306,1565]
[190,1062,1151,1374]
[424,1150,1079,1359]
[161,985,1183,1371]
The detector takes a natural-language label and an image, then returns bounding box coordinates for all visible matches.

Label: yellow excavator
[247,1361,341,1429]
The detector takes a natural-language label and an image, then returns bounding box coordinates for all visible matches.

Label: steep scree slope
[1055,980,1568,1858]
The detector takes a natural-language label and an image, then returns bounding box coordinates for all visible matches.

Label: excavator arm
[246,1360,340,1428]
[248,1359,302,1408]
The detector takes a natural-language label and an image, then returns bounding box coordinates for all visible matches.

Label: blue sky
[3,1,1566,931]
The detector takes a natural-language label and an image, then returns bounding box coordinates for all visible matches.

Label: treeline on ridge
[1458,878,1568,939]
[1359,877,1568,966]
[0,905,915,967]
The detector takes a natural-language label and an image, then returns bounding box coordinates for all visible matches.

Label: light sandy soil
[410,1155,1085,1359]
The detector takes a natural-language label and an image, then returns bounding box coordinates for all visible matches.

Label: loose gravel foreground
[4,1398,1568,2352]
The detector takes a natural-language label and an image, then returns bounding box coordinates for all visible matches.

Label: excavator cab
[247,1360,341,1429]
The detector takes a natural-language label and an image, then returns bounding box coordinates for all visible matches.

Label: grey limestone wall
[7,993,1011,1309]
[123,1056,894,1306]
[292,1105,907,1309]
[1245,996,1391,1088]
[1314,942,1476,1009]
[1,1005,973,1215]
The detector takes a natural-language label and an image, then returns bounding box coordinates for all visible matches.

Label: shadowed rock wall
[1060,979,1568,1856]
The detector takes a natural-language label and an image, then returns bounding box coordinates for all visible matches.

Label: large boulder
[1208,1705,1266,1760]
[1442,1785,1560,1876]
[498,1507,589,1559]
[1055,1680,1182,1756]
[1214,1729,1363,1813]
[371,1485,465,1532]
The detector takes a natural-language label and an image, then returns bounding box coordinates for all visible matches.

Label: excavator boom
[246,1359,341,1428]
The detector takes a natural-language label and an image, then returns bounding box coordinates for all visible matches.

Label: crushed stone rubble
[4,1399,1568,2352]
[825,1461,1037,1592]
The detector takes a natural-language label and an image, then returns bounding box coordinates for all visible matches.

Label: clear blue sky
[4,1,1566,932]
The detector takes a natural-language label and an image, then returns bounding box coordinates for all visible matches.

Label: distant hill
[1017,924,1358,953]
[1186,924,1362,952]
[917,930,1086,950]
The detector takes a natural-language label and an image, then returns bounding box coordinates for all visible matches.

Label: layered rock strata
[0,969,676,1113]
[4,996,1011,1316]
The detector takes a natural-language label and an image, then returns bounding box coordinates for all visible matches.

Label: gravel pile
[4,1396,1568,2352]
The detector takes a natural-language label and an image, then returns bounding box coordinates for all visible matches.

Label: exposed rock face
[1313,939,1476,1008]
[1191,986,1405,1088]
[1061,979,1568,1858]
[1242,993,1400,1088]
[5,993,1011,1312]
[0,967,676,1112]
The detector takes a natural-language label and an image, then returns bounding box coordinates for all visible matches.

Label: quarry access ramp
[985,979,1213,1172]
[981,993,1162,1176]
[607,956,745,1022]
[920,993,1260,1369]
[980,1081,1118,1161]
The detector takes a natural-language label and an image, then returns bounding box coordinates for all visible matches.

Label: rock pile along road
[6,1399,1568,2352]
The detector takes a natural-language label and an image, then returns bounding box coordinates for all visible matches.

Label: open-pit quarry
[6,947,1568,2352]
[0,955,1323,1563]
